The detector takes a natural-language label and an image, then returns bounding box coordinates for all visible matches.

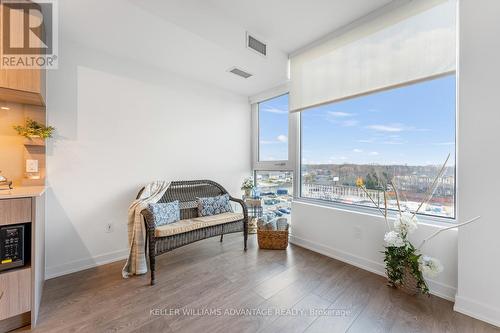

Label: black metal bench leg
[220,234,224,242]
[244,218,248,251]
[150,254,155,286]
[148,231,156,286]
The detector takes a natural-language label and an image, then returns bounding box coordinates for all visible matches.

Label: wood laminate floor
[27,234,499,333]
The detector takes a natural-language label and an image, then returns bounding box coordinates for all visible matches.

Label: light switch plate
[26,159,39,172]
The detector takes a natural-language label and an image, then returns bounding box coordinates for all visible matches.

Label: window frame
[295,74,458,222]
[250,74,457,224]
[251,88,297,172]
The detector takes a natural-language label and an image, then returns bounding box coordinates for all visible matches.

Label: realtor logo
[1,0,58,69]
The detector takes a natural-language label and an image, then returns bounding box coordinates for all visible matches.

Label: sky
[259,93,289,161]
[259,74,456,166]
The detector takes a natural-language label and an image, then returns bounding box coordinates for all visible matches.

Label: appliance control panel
[0,224,25,272]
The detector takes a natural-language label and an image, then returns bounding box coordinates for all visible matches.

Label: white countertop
[0,186,47,199]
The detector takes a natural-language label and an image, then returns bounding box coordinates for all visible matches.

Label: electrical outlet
[354,225,362,239]
[26,159,39,172]
[105,222,113,233]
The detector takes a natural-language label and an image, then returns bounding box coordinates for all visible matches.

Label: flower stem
[359,185,391,231]
[384,190,389,230]
[411,153,450,219]
[417,216,481,250]
[390,179,402,214]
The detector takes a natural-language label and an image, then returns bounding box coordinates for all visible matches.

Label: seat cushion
[154,212,244,237]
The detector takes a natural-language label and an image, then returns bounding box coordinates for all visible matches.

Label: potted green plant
[13,118,55,141]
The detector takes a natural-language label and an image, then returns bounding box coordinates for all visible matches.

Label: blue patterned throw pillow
[148,201,180,227]
[197,194,233,216]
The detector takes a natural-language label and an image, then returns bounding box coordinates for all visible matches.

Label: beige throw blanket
[122,180,171,278]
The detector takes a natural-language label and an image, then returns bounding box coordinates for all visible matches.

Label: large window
[300,75,456,219]
[253,92,293,221]
[258,94,289,162]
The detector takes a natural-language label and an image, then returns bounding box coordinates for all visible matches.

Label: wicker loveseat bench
[138,180,248,285]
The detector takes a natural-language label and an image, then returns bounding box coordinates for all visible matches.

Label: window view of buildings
[255,171,293,221]
[301,164,455,218]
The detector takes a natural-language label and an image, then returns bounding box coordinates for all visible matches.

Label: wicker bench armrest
[141,209,156,231]
[229,196,248,222]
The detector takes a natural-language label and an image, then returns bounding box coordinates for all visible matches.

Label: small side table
[243,197,263,234]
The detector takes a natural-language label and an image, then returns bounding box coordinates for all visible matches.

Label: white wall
[290,201,458,300]
[45,40,251,278]
[454,0,500,326]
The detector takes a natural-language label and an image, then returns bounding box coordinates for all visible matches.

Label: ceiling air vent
[228,67,253,79]
[246,32,267,57]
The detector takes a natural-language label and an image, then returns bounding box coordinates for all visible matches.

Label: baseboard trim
[289,234,456,301]
[45,248,129,280]
[454,295,500,328]
[289,234,385,275]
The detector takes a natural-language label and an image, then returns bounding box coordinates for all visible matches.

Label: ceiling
[61,0,393,96]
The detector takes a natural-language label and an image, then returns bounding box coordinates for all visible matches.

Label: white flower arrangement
[394,211,418,235]
[241,177,254,191]
[384,231,405,248]
[419,256,444,278]
[357,153,480,294]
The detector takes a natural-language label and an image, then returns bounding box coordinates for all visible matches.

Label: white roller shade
[289,0,456,112]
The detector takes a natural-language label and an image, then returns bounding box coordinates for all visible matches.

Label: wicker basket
[257,229,289,250]
[396,266,419,295]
